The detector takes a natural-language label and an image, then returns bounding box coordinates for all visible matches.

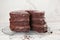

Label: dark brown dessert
[9,10,48,33]
[26,10,47,33]
[9,10,30,32]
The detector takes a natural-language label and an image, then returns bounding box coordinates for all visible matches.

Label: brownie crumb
[50,31,53,33]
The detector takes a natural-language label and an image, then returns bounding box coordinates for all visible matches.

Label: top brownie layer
[25,10,44,18]
[10,10,29,14]
[10,10,30,19]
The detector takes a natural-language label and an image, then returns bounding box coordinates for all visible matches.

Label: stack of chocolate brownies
[9,11,30,32]
[9,10,47,33]
[26,10,47,33]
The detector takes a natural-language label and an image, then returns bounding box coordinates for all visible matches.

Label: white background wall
[0,0,60,30]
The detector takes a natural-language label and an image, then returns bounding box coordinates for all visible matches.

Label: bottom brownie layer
[32,24,47,33]
[32,27,47,33]
[10,25,30,32]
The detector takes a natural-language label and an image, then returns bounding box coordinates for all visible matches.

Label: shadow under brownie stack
[26,10,47,33]
[9,10,30,32]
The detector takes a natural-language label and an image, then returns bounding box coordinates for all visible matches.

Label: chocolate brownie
[25,10,47,33]
[9,10,48,33]
[9,10,30,32]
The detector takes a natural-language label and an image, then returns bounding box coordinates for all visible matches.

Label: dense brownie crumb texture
[9,10,48,33]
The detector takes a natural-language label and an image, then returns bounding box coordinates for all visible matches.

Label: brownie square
[9,10,30,32]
